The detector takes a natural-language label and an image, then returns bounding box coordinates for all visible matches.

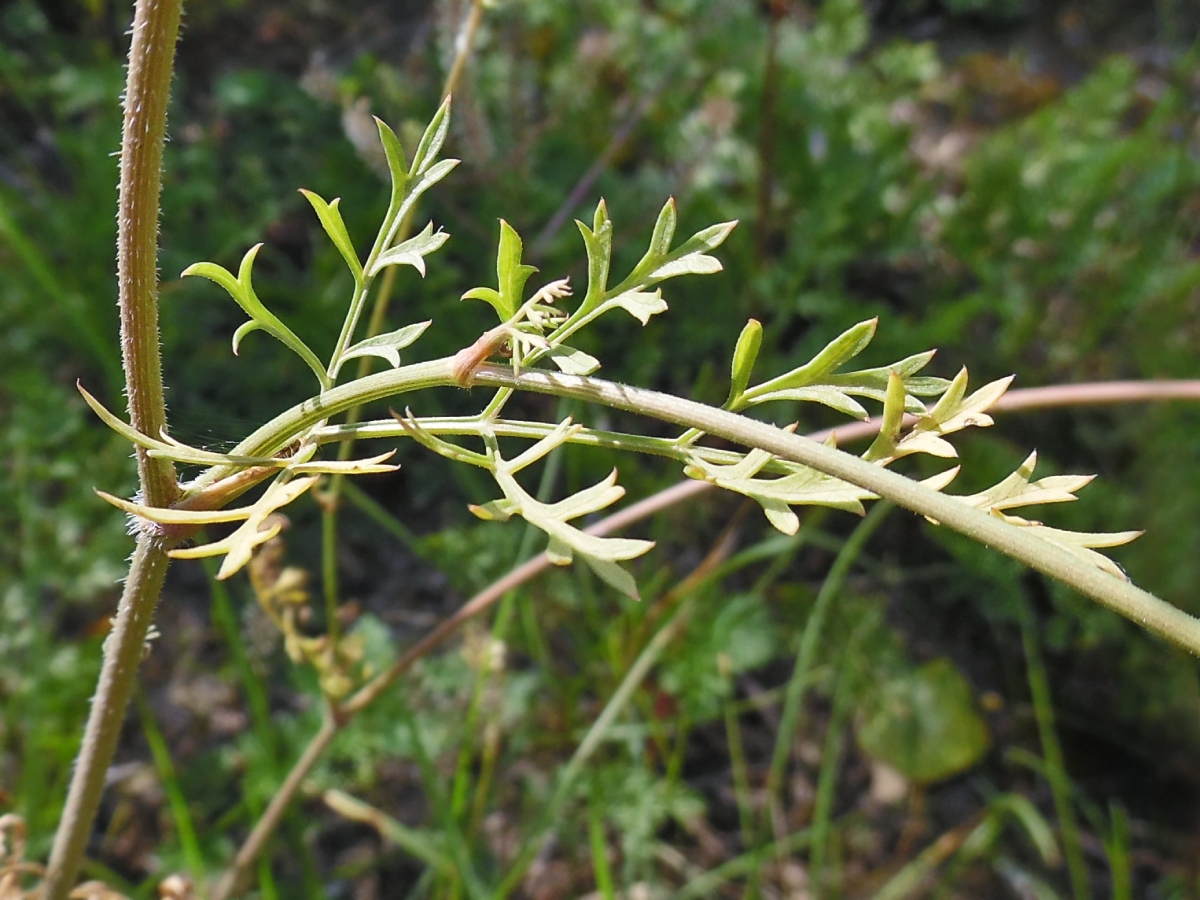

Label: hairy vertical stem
[43,0,183,896]
[116,0,181,509]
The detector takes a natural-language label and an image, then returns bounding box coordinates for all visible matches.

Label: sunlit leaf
[411,95,452,176]
[367,223,450,277]
[547,345,600,376]
[339,321,432,370]
[462,220,537,322]
[183,244,328,387]
[300,190,363,281]
[170,475,321,579]
[606,289,667,325]
[574,198,613,313]
[727,318,762,406]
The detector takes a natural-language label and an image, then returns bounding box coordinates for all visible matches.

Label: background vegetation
[2,0,1200,896]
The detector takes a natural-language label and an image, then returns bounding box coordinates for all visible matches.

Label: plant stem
[212,714,340,900]
[43,0,183,895]
[765,503,891,815]
[43,540,173,899]
[211,377,1200,893]
[115,2,182,510]
[199,358,1200,653]
[1022,613,1090,900]
[471,365,1200,655]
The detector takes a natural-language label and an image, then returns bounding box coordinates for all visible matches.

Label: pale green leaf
[367,223,450,277]
[548,345,600,376]
[684,448,874,531]
[574,198,613,313]
[646,198,677,261]
[606,289,667,324]
[299,190,363,281]
[169,475,321,579]
[231,320,262,355]
[497,219,537,320]
[742,319,877,399]
[408,157,459,201]
[340,321,432,369]
[374,116,409,184]
[646,252,723,281]
[542,470,624,519]
[460,286,506,317]
[1023,525,1142,581]
[955,452,1094,513]
[288,450,399,476]
[411,96,451,176]
[393,410,492,468]
[184,244,328,387]
[96,490,257,526]
[727,318,762,406]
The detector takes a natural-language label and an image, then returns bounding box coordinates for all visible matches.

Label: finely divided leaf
[738,319,947,418]
[367,224,450,277]
[411,96,452,177]
[462,220,537,321]
[300,190,363,281]
[954,452,1094,513]
[645,218,737,282]
[942,451,1140,580]
[183,244,328,387]
[170,475,321,579]
[685,446,875,534]
[605,289,668,325]
[340,321,432,369]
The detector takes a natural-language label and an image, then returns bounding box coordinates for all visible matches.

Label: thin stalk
[765,504,892,808]
[588,794,617,900]
[43,0,183,895]
[313,378,1200,465]
[1021,614,1090,900]
[212,714,340,900]
[809,614,873,896]
[135,689,204,881]
[722,690,756,851]
[443,0,485,102]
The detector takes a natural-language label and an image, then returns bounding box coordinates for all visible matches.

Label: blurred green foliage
[3,0,1200,895]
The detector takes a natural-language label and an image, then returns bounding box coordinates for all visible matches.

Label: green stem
[43,0,183,895]
[1022,614,1090,900]
[207,368,1200,894]
[189,359,1200,653]
[765,503,890,806]
[470,365,1200,656]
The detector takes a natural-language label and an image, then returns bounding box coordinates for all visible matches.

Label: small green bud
[727,318,763,408]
